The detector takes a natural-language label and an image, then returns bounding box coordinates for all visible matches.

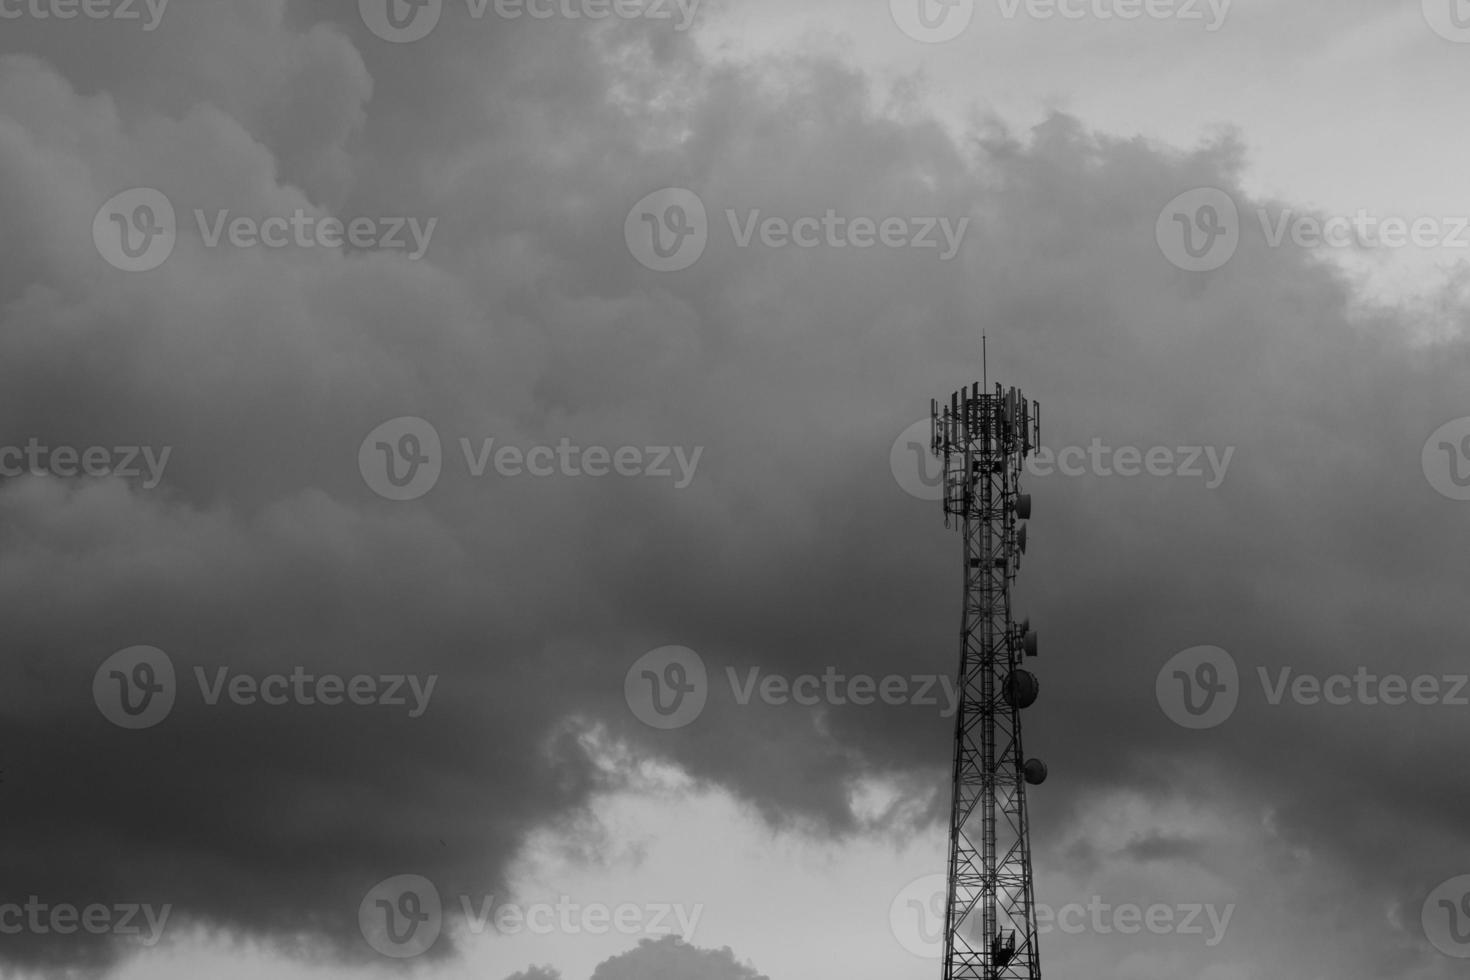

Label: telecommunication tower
[930,379,1046,980]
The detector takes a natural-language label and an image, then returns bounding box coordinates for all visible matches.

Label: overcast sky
[2,1,1469,979]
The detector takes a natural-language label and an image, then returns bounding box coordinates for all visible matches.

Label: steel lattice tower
[930,382,1046,980]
